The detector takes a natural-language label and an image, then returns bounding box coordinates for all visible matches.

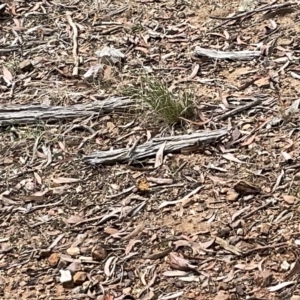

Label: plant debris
[1,0,300,299]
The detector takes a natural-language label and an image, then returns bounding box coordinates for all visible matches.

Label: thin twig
[210,2,294,21]
[211,1,293,30]
[243,242,288,255]
[66,12,79,76]
[215,99,262,121]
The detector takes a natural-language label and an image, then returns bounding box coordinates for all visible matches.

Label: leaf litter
[1,0,300,299]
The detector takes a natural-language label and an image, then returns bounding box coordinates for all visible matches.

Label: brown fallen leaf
[122,221,145,240]
[143,248,172,260]
[234,262,259,270]
[125,239,142,255]
[65,215,84,224]
[240,134,256,146]
[168,252,199,273]
[104,227,119,235]
[233,180,260,195]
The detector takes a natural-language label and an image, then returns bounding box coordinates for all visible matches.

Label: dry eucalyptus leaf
[268,281,296,292]
[2,66,13,82]
[162,270,187,277]
[155,141,166,168]
[52,177,81,184]
[222,153,245,164]
[65,215,84,224]
[234,262,259,270]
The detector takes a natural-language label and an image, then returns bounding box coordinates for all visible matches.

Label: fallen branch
[0,97,133,126]
[84,128,228,165]
[194,46,260,61]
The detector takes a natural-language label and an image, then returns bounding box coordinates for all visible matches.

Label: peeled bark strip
[84,128,228,165]
[0,97,133,126]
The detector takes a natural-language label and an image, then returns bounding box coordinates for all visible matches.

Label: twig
[210,2,294,21]
[25,198,65,213]
[106,186,136,199]
[243,242,288,256]
[30,133,44,164]
[241,201,272,220]
[210,1,292,30]
[215,99,262,121]
[158,185,203,209]
[66,12,79,76]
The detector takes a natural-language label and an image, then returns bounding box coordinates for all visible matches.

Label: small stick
[215,99,262,121]
[243,242,287,255]
[66,12,79,76]
[211,1,292,30]
[210,2,293,21]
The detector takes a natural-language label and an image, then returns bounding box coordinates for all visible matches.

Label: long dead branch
[0,97,133,126]
[84,128,228,165]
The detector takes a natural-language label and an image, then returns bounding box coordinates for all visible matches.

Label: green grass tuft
[123,77,195,124]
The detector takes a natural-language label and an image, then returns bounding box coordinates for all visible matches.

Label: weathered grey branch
[194,46,261,61]
[0,97,133,126]
[84,128,229,165]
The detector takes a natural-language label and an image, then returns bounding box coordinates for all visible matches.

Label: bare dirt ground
[1,0,300,299]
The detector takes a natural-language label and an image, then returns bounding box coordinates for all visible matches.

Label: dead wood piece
[84,128,228,165]
[194,46,261,61]
[0,97,133,126]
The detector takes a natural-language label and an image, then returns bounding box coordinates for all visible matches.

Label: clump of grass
[123,77,195,124]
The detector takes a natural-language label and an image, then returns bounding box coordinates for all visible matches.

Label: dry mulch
[1,0,300,299]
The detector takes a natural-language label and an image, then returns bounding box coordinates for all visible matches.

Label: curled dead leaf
[168,252,198,272]
[233,180,260,195]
